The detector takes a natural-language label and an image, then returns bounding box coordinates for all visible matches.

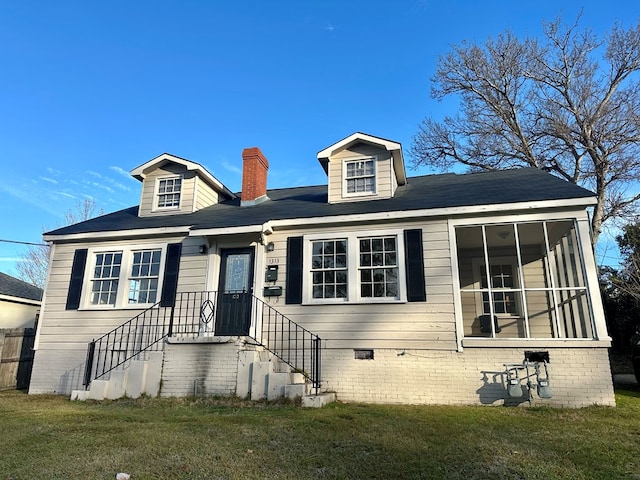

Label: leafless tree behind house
[411,15,640,248]
[16,198,103,289]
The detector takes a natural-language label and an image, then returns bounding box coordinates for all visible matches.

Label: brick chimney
[241,147,269,206]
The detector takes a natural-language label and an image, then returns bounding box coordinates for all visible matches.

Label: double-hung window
[311,239,348,299]
[305,230,405,303]
[344,158,376,196]
[359,236,399,298]
[156,176,182,209]
[128,249,162,304]
[476,260,519,316]
[86,246,165,308]
[90,252,122,305]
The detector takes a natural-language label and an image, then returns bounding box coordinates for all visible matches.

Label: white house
[28,133,615,407]
[0,272,42,329]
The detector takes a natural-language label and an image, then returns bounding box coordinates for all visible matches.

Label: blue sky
[0,1,637,278]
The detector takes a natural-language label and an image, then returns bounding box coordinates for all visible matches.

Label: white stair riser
[70,355,163,401]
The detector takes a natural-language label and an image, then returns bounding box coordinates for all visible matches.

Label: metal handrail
[82,291,321,394]
[250,295,321,394]
[83,301,173,386]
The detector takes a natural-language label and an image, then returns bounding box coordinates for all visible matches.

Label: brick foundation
[161,341,239,397]
[319,346,615,407]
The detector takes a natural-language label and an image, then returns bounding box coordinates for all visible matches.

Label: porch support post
[576,217,610,341]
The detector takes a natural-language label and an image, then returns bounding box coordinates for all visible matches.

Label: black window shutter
[160,243,182,307]
[65,248,88,310]
[286,236,303,304]
[404,229,426,302]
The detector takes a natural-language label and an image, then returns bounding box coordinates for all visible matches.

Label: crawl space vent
[354,349,374,360]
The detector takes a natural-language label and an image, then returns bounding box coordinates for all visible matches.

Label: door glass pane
[225,254,250,292]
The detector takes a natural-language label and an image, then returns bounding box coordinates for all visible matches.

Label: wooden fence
[0,328,35,390]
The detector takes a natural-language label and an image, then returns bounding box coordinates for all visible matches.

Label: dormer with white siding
[317,133,407,204]
[131,153,235,217]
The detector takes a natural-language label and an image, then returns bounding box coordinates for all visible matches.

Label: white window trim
[342,156,377,198]
[448,211,609,351]
[307,237,349,303]
[302,228,407,304]
[153,175,183,211]
[80,244,167,310]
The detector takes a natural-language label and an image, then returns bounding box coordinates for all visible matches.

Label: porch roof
[45,168,595,237]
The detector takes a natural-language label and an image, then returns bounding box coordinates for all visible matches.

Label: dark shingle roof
[46,168,595,237]
[0,272,43,302]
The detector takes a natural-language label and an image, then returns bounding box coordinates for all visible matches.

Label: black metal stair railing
[168,291,322,394]
[82,301,173,387]
[249,295,321,395]
[83,291,321,394]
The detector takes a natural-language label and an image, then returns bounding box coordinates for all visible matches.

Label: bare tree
[15,243,50,290]
[610,222,640,301]
[16,199,103,289]
[411,16,640,247]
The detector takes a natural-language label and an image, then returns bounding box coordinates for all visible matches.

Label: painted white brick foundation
[319,346,615,407]
[161,341,240,397]
[150,340,616,407]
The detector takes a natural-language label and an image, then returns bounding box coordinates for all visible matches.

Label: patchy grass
[1,389,640,479]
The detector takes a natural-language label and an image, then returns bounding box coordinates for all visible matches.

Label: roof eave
[0,293,41,306]
[188,196,596,234]
[43,225,191,243]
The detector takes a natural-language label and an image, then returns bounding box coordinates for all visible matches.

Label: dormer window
[317,133,406,204]
[156,176,182,209]
[344,157,376,196]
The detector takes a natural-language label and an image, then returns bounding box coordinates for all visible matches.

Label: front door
[215,248,255,336]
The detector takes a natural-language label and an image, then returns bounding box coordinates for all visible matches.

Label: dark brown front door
[215,248,254,336]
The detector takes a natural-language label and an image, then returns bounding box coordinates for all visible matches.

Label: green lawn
[1,389,640,480]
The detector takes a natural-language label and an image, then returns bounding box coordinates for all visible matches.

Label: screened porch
[455,220,594,339]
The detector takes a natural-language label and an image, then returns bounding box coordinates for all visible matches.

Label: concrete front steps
[71,351,163,401]
[237,348,335,407]
[72,344,335,407]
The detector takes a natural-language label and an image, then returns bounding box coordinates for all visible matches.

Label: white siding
[261,219,457,351]
[195,177,219,211]
[0,299,39,328]
[138,164,197,216]
[327,143,395,204]
[138,164,220,217]
[29,233,208,395]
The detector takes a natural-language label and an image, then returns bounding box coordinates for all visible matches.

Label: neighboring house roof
[44,168,596,238]
[0,272,43,303]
